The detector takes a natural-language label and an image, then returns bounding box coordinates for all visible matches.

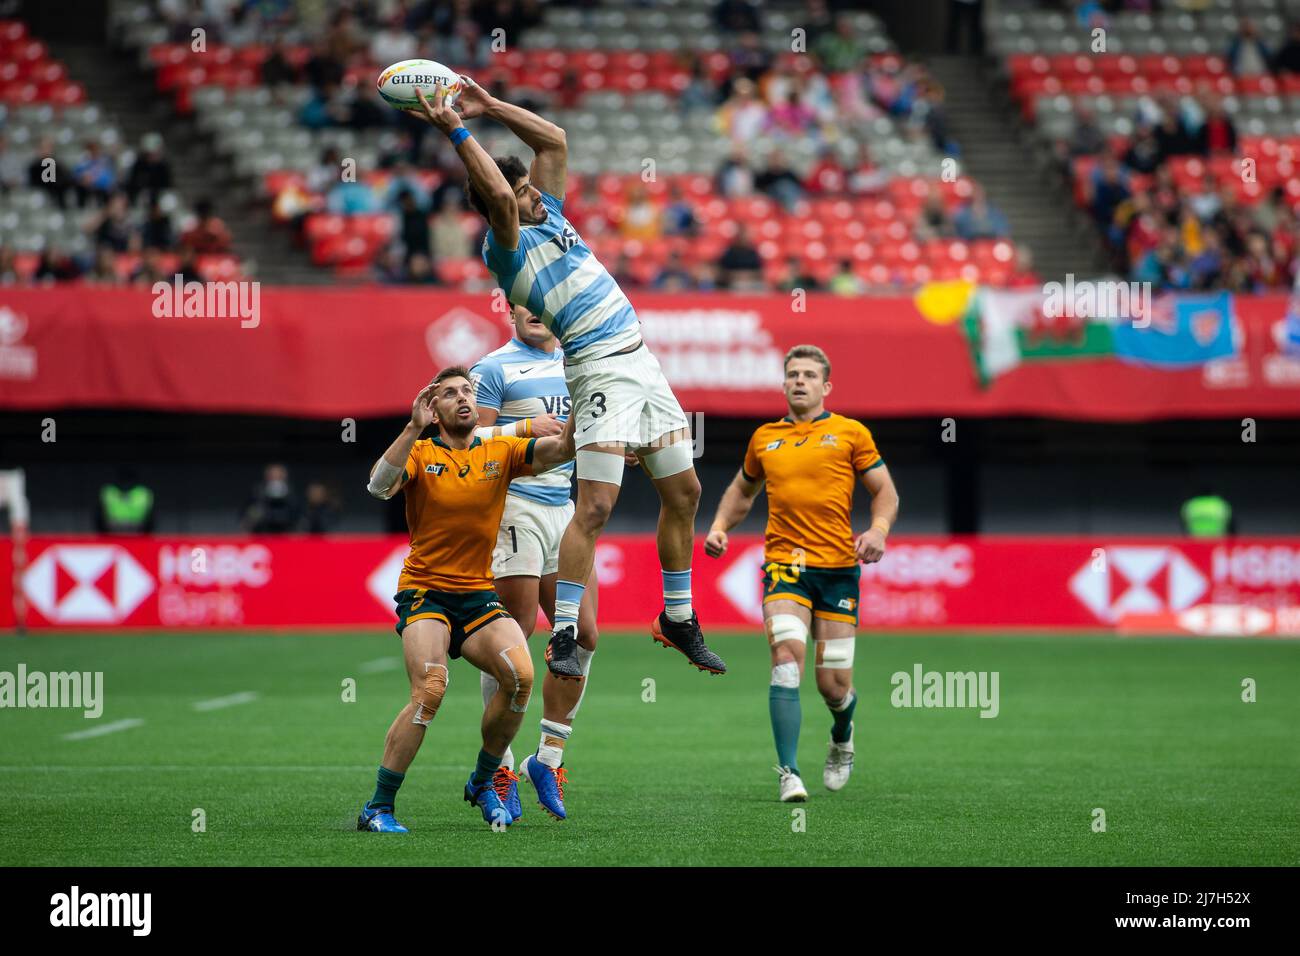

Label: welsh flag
[961,288,1115,388]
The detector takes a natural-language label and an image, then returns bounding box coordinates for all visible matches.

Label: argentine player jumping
[357,367,575,833]
[469,304,599,821]
[704,346,900,802]
[404,79,726,678]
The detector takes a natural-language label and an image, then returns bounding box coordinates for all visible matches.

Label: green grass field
[0,630,1297,866]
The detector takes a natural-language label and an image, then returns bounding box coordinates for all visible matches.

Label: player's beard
[438,412,476,441]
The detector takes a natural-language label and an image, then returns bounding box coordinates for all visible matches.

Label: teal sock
[470,748,503,788]
[830,691,857,744]
[369,766,405,810]
[769,686,802,775]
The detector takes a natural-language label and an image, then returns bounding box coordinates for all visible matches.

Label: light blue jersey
[470,337,574,507]
[481,190,642,363]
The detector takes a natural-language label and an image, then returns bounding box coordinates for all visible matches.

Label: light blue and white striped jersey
[481,190,642,363]
[470,337,574,507]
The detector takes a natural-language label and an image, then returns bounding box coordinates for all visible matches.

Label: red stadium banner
[1,287,1298,420]
[3,534,1300,633]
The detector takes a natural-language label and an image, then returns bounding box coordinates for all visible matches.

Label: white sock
[537,718,571,769]
[480,671,513,771]
[566,646,595,720]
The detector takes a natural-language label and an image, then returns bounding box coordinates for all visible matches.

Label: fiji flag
[1112,291,1237,369]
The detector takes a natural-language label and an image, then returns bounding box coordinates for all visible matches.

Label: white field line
[192,691,260,712]
[60,719,145,741]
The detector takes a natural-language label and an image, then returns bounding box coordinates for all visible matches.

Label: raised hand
[410,382,437,431]
[454,74,493,119]
[403,84,463,134]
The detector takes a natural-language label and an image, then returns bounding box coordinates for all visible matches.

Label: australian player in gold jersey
[705,345,899,802]
[356,365,575,832]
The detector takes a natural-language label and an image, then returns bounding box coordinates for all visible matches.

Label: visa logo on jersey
[541,396,572,416]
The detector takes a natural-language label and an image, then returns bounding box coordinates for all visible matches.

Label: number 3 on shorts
[590,391,607,418]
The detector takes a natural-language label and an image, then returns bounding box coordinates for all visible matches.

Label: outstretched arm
[458,78,567,198]
[367,383,436,500]
[405,84,520,250]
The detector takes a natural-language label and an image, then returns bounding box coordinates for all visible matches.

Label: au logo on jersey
[426,463,446,475]
[765,439,785,451]
[838,597,857,611]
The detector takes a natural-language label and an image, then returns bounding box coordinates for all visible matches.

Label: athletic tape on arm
[367,458,404,500]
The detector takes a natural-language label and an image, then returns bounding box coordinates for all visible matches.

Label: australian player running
[468,304,599,821]
[356,366,575,833]
[705,346,900,802]
[404,79,726,678]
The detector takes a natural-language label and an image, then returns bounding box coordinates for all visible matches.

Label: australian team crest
[483,460,502,479]
[819,433,838,447]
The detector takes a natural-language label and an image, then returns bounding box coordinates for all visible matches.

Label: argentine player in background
[705,346,900,803]
[469,304,599,822]
[405,80,726,678]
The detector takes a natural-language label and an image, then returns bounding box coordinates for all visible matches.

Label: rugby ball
[376,59,462,110]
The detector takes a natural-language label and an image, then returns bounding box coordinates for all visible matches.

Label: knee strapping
[411,663,449,726]
[497,645,534,713]
[771,661,801,688]
[767,613,808,646]
[816,637,855,670]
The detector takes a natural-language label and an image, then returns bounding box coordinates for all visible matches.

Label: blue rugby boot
[357,803,409,833]
[493,766,523,823]
[520,753,568,820]
[464,776,513,828]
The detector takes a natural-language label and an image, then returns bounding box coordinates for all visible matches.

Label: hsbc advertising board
[2,536,1299,631]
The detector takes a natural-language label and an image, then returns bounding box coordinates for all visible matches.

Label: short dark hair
[784,344,831,381]
[431,365,473,389]
[468,156,529,219]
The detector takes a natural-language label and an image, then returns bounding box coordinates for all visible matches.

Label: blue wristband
[448,127,471,147]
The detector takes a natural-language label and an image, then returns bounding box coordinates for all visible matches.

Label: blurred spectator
[33,246,81,283]
[406,252,439,284]
[954,190,1011,241]
[303,482,342,533]
[0,245,17,284]
[716,78,768,143]
[755,150,804,209]
[260,38,300,87]
[397,190,431,263]
[86,246,124,285]
[141,198,176,251]
[1153,110,1195,163]
[1066,107,1106,157]
[27,137,67,208]
[1227,20,1272,76]
[620,184,662,242]
[326,178,380,215]
[431,206,472,260]
[1196,100,1237,155]
[1274,22,1300,74]
[374,246,407,284]
[816,15,868,72]
[766,89,817,139]
[371,12,417,65]
[915,191,954,240]
[805,148,847,195]
[775,256,820,293]
[716,145,756,198]
[662,183,698,236]
[125,133,173,206]
[95,468,154,534]
[72,141,117,207]
[181,199,233,254]
[1086,154,1132,233]
[653,251,694,290]
[0,134,24,193]
[692,261,720,291]
[174,245,207,285]
[847,144,888,195]
[946,0,985,56]
[242,464,301,533]
[90,192,136,253]
[727,31,773,86]
[1123,125,1162,174]
[130,246,171,287]
[716,225,763,289]
[828,260,864,296]
[715,0,762,34]
[678,56,719,114]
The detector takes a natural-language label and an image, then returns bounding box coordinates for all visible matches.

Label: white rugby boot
[775,765,808,802]
[823,725,855,792]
